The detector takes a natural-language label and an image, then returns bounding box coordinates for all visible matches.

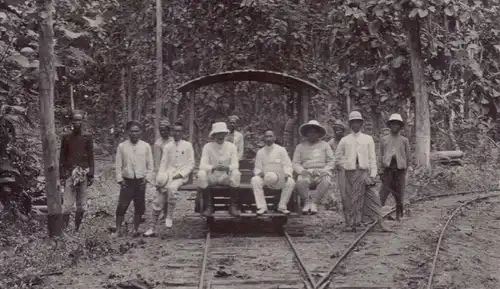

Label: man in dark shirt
[59,110,94,232]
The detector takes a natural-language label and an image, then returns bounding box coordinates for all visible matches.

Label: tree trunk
[155,0,162,140]
[69,84,75,111]
[120,68,127,125]
[127,67,133,121]
[38,0,63,237]
[406,17,431,168]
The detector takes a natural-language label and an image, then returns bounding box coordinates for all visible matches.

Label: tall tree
[38,0,62,236]
[406,16,431,168]
[154,0,162,139]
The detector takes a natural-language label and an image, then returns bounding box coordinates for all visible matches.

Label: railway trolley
[172,70,329,230]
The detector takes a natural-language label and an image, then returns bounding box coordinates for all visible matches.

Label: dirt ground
[2,160,500,289]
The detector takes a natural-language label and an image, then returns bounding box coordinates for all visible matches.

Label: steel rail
[315,187,500,289]
[198,231,211,289]
[284,231,316,289]
[426,192,500,289]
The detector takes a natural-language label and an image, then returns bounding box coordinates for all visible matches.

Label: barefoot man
[197,122,241,217]
[335,111,389,232]
[251,129,295,215]
[114,120,153,237]
[379,113,411,221]
[293,120,334,215]
[60,110,94,232]
[145,122,194,236]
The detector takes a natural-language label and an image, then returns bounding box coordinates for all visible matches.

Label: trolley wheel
[272,216,287,233]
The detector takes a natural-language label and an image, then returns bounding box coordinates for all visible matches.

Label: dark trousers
[116,178,146,217]
[379,168,406,207]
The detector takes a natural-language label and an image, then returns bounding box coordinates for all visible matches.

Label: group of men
[59,109,410,236]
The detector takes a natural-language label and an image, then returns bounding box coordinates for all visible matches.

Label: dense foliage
[1,0,500,199]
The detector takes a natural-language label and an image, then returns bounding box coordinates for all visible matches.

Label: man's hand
[118,181,126,189]
[258,172,265,178]
[173,174,183,180]
[140,178,148,186]
[366,176,376,187]
[317,170,328,178]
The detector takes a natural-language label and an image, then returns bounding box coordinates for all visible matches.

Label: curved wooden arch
[177,70,327,94]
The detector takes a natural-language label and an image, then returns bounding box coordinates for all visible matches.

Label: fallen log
[430,150,464,166]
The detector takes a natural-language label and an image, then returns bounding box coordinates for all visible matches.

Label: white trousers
[196,169,241,189]
[251,173,295,210]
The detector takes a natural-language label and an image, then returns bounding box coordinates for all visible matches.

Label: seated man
[292,120,334,214]
[144,122,194,236]
[251,129,295,215]
[196,122,241,217]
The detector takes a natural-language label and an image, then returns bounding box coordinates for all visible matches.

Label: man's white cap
[348,111,363,121]
[209,122,230,137]
[387,113,404,124]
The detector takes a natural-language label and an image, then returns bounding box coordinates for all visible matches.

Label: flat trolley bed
[179,161,302,229]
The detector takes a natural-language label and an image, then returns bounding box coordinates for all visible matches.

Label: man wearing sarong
[145,122,194,236]
[197,122,242,217]
[293,120,334,215]
[60,110,94,232]
[152,120,173,219]
[251,129,295,215]
[114,120,154,237]
[379,113,411,221]
[226,115,244,160]
[335,111,389,232]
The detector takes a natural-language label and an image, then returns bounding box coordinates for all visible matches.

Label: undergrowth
[1,149,500,288]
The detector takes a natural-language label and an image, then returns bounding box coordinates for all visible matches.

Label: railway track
[426,192,500,289]
[308,188,500,289]
[197,223,316,289]
[188,188,500,289]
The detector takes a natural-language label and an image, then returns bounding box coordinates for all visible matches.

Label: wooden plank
[185,212,299,218]
[163,278,303,287]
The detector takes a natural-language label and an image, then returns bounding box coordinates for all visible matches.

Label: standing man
[153,120,173,219]
[327,119,347,208]
[144,122,194,236]
[197,122,241,217]
[335,111,389,232]
[226,115,244,160]
[293,120,334,215]
[251,129,295,215]
[379,114,411,221]
[60,110,94,232]
[114,120,153,237]
[328,120,347,152]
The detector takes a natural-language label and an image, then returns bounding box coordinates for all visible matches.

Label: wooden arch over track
[177,70,327,94]
[174,69,329,150]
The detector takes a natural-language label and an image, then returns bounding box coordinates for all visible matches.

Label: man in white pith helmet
[197,122,242,217]
[335,111,390,232]
[292,120,335,215]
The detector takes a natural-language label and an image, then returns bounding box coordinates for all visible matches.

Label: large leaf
[7,54,30,68]
[82,15,104,28]
[67,46,94,63]
[60,27,86,39]
[468,59,483,78]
